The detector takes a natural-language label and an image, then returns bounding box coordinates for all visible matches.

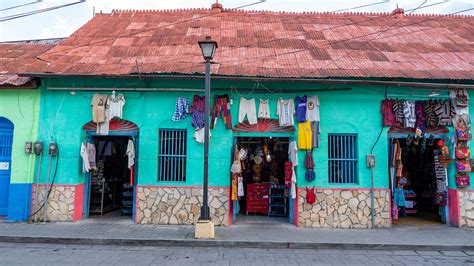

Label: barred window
[328,134,358,184]
[158,129,187,182]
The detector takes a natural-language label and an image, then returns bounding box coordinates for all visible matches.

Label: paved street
[0,242,473,265]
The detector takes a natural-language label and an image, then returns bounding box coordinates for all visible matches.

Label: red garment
[210,94,232,130]
[381,99,396,126]
[284,161,293,188]
[190,95,205,113]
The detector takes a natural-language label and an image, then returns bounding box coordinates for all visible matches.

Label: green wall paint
[39,76,463,190]
[0,89,40,184]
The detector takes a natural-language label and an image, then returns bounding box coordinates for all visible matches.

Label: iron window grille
[158,129,187,182]
[328,134,358,184]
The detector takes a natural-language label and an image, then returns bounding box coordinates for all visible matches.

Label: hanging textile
[238,98,257,125]
[434,99,456,126]
[258,99,270,118]
[403,100,416,128]
[172,97,190,122]
[190,95,205,129]
[381,99,396,126]
[297,120,312,150]
[126,139,135,169]
[295,95,307,123]
[91,94,109,123]
[109,93,126,119]
[392,99,405,126]
[288,140,298,166]
[80,143,90,173]
[415,101,426,128]
[211,94,232,129]
[86,143,96,169]
[276,97,295,126]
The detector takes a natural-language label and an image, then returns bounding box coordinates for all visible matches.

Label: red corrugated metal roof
[0,43,54,86]
[35,8,474,80]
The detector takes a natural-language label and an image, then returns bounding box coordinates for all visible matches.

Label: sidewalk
[0,218,473,251]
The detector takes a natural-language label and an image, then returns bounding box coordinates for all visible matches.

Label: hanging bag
[455,147,471,159]
[306,187,316,204]
[455,160,471,172]
[456,89,468,107]
[304,151,314,169]
[305,169,316,182]
[455,174,470,188]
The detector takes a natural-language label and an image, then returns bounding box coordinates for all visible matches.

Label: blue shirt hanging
[172,97,190,122]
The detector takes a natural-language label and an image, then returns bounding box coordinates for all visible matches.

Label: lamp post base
[195,220,215,239]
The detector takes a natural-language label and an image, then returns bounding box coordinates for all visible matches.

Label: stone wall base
[136,186,229,226]
[298,189,390,228]
[459,190,474,228]
[31,185,76,222]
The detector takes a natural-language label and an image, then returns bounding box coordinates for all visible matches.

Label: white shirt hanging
[126,139,135,169]
[288,140,298,166]
[291,167,297,199]
[109,93,126,119]
[258,99,270,118]
[80,143,90,173]
[276,97,295,126]
[306,96,320,122]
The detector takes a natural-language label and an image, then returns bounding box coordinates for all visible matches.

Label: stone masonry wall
[32,185,75,222]
[298,189,390,228]
[136,187,229,226]
[459,190,474,228]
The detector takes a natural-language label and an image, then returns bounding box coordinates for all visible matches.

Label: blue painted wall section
[7,183,32,221]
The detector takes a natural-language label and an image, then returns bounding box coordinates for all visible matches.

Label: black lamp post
[198,36,218,221]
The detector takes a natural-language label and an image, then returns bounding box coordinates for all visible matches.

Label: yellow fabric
[297,121,312,150]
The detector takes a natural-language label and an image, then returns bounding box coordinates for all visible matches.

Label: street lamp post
[197,36,217,224]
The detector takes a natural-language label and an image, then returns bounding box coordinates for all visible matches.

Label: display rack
[269,184,287,217]
[121,183,133,216]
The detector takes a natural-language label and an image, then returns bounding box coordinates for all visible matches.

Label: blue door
[0,117,13,216]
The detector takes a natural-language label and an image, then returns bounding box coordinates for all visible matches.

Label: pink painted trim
[73,184,84,221]
[134,187,138,224]
[137,185,229,189]
[30,185,35,217]
[296,187,390,191]
[448,188,460,227]
[294,187,299,226]
[34,184,79,188]
[388,190,392,226]
[227,188,232,226]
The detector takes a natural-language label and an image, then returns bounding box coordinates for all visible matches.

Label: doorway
[86,136,136,219]
[389,136,448,227]
[234,137,291,224]
[0,117,13,217]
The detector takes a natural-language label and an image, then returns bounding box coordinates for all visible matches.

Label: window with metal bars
[158,129,187,182]
[328,134,358,184]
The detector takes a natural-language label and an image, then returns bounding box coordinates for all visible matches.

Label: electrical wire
[29,143,60,219]
[370,85,388,154]
[0,0,41,12]
[0,1,85,22]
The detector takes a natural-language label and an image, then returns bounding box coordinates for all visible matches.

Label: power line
[99,0,451,75]
[0,0,41,12]
[0,0,86,22]
[63,1,399,75]
[38,0,266,59]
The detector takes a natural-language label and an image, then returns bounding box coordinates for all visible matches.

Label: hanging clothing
[109,93,126,119]
[190,95,206,129]
[211,94,232,129]
[258,99,270,118]
[97,104,111,135]
[288,140,298,166]
[310,121,320,148]
[295,95,307,123]
[306,96,320,122]
[86,143,96,169]
[238,98,257,125]
[237,176,244,197]
[190,95,205,113]
[193,128,211,144]
[403,100,416,128]
[91,94,109,123]
[291,167,297,199]
[415,101,426,128]
[172,97,190,122]
[276,97,295,126]
[393,188,406,207]
[392,99,405,126]
[423,100,438,127]
[284,161,293,188]
[126,139,135,169]
[451,89,469,115]
[80,143,90,173]
[435,99,455,126]
[297,121,312,150]
[381,99,396,127]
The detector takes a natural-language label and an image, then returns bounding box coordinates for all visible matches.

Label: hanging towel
[86,143,96,169]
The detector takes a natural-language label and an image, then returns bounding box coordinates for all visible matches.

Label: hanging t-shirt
[87,143,96,169]
[295,95,307,123]
[126,139,135,169]
[288,140,298,166]
[109,93,126,119]
[258,99,270,118]
[306,96,320,122]
[276,97,295,126]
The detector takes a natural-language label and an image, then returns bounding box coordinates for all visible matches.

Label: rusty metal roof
[0,43,55,86]
[36,9,474,80]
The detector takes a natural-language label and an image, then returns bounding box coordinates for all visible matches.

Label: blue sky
[0,0,473,42]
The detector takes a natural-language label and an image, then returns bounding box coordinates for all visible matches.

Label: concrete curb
[0,235,473,251]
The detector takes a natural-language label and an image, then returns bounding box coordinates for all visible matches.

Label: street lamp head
[198,36,218,60]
